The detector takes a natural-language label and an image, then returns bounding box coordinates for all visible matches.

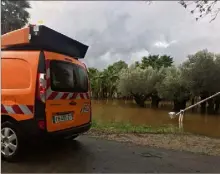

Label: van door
[44,53,91,132]
[1,51,40,121]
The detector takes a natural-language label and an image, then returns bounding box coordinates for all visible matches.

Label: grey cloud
[29,1,220,69]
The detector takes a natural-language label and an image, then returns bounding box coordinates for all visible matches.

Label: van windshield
[50,60,88,93]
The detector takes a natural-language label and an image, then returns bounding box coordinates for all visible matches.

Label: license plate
[52,112,73,124]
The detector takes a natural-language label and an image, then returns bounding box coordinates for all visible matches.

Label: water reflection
[92,100,220,138]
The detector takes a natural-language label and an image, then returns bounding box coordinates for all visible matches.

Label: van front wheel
[1,121,22,162]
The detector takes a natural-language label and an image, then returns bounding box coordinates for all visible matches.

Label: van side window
[50,60,88,93]
[2,58,31,89]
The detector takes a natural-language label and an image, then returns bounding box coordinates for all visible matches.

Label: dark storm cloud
[29,1,220,69]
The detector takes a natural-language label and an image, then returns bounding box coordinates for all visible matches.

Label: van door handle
[69,101,77,105]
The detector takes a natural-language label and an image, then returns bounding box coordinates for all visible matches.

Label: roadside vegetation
[91,119,182,134]
[87,128,220,156]
[88,50,220,115]
[87,120,220,156]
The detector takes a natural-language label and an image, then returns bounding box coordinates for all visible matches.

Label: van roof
[1,25,89,59]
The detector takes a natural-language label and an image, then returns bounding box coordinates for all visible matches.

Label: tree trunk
[134,96,145,107]
[151,95,161,108]
[173,100,187,112]
[214,99,220,114]
[207,98,215,114]
[200,92,208,114]
[191,97,195,112]
[133,94,150,108]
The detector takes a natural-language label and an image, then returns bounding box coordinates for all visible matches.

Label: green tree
[102,60,128,99]
[140,55,173,69]
[134,61,141,68]
[88,61,126,100]
[1,0,31,35]
[88,68,108,99]
[111,60,128,73]
[118,66,163,107]
[88,67,99,79]
[214,54,220,113]
[138,54,173,107]
[156,67,191,112]
[95,71,106,99]
[158,55,174,68]
[141,55,159,69]
[101,68,118,99]
[88,68,100,99]
[181,49,219,114]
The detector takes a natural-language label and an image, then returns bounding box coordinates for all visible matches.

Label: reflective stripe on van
[46,89,90,100]
[1,104,34,115]
[45,59,90,100]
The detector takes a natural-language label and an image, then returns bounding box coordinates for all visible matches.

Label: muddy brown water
[92,100,220,138]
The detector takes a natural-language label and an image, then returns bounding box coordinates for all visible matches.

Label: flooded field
[92,100,220,138]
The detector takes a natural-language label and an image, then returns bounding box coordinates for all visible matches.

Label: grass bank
[91,120,184,134]
[86,120,220,156]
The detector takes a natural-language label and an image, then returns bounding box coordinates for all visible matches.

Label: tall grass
[91,119,183,134]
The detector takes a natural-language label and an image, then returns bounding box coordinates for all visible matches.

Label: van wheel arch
[1,115,19,125]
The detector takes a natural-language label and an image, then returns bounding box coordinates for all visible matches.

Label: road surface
[2,135,220,173]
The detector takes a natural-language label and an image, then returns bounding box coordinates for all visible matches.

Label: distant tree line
[88,50,220,115]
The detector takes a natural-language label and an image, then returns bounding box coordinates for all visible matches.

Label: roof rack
[1,25,89,59]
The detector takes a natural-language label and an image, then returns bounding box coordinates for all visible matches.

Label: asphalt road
[2,135,220,173]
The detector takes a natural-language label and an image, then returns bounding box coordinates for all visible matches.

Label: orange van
[1,25,92,161]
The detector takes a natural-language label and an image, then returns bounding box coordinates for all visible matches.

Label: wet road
[2,135,220,173]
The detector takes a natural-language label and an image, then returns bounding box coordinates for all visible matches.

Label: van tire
[1,121,23,162]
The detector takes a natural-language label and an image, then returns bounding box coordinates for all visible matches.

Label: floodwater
[92,100,220,138]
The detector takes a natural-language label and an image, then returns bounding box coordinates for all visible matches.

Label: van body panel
[2,58,31,89]
[1,51,40,121]
[2,25,89,59]
[1,27,30,48]
[43,51,84,67]
[44,51,91,132]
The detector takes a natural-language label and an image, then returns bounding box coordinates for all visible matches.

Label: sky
[28,1,220,69]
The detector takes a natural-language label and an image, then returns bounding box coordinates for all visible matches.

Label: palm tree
[103,67,119,99]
